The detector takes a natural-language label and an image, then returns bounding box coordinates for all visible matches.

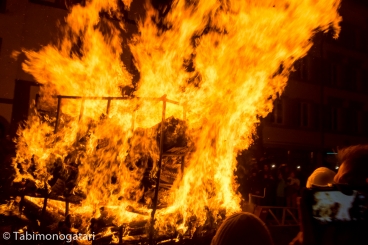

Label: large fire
[11,0,341,241]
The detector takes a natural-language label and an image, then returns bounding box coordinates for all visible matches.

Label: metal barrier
[248,188,266,204]
[254,206,300,226]
[248,188,300,227]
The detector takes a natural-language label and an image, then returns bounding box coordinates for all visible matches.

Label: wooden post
[149,95,167,245]
[106,99,111,115]
[41,182,48,227]
[54,97,62,133]
[79,99,85,122]
[65,201,69,217]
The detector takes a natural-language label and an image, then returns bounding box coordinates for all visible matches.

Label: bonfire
[2,0,341,244]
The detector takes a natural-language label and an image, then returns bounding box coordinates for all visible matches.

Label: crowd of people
[238,162,303,208]
[213,144,368,245]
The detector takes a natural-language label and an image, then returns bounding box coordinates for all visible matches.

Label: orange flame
[13,0,341,238]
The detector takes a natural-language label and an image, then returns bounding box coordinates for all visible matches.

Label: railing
[254,206,300,226]
[248,188,266,205]
[248,188,300,227]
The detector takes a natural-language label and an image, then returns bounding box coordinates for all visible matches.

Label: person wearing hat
[306,167,336,188]
[289,167,336,245]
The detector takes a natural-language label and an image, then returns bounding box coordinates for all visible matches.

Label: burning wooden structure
[4,94,219,244]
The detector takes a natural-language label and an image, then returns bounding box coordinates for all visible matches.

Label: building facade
[261,0,368,173]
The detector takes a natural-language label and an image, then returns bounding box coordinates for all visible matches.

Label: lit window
[330,63,338,86]
[331,107,338,131]
[271,99,283,124]
[324,106,340,131]
[296,59,308,80]
[300,102,309,127]
[0,0,5,13]
[362,71,368,92]
[344,66,357,91]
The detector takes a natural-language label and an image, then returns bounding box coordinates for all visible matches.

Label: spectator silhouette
[211,212,274,245]
[286,171,300,207]
[334,144,368,186]
[276,172,286,206]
